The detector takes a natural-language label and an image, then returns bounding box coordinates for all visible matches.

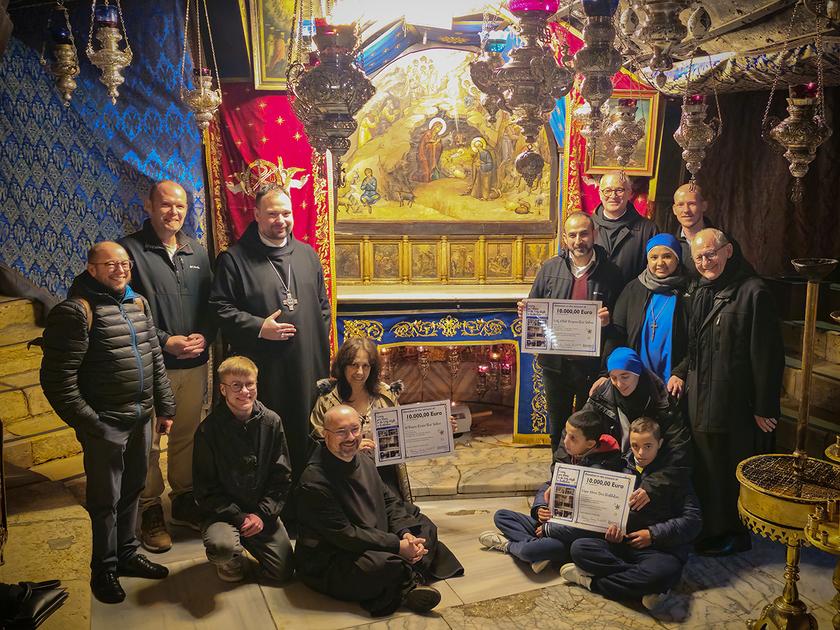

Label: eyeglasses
[323,425,363,439]
[693,244,728,265]
[600,188,626,198]
[222,381,257,392]
[91,260,133,271]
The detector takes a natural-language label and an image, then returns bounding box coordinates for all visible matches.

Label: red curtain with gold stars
[205,82,335,344]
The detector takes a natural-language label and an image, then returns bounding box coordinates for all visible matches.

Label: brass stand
[750,543,816,630]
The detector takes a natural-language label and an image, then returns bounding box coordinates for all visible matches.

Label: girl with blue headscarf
[602,233,690,397]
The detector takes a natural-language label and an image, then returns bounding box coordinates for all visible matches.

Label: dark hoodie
[592,202,659,286]
[40,272,176,430]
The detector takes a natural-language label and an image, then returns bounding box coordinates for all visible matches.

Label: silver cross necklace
[266,258,298,311]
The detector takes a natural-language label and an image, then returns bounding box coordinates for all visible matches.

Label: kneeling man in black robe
[296,405,463,616]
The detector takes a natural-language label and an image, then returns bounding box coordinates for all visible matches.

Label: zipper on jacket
[122,303,145,420]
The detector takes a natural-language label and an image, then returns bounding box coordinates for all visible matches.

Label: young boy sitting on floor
[478,410,623,573]
[560,417,702,611]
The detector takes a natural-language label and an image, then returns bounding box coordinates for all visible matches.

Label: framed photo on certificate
[521,298,602,357]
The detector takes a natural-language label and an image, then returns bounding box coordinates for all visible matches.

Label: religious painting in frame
[334,47,560,237]
[371,242,401,283]
[585,90,661,177]
[250,0,320,90]
[335,242,362,281]
[410,242,440,282]
[449,241,478,282]
[525,241,552,279]
[486,241,515,281]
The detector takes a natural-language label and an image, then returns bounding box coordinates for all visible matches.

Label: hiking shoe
[139,504,172,553]
[531,559,551,574]
[216,555,246,582]
[170,493,201,532]
[642,590,671,611]
[403,585,441,613]
[478,531,509,553]
[560,562,592,590]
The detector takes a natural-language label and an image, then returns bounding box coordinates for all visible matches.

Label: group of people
[37,170,784,616]
[476,172,784,610]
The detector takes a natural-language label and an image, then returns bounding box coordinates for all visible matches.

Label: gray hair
[692,228,729,251]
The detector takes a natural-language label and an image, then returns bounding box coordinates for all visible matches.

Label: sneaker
[216,555,246,582]
[140,504,172,553]
[118,554,169,579]
[478,531,509,553]
[90,570,125,604]
[560,562,592,590]
[170,493,201,532]
[531,559,551,574]
[642,590,670,611]
[403,585,441,613]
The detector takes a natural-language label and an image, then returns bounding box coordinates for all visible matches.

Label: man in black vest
[40,241,175,604]
[121,180,213,552]
[592,172,659,286]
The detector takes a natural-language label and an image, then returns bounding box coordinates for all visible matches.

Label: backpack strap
[71,297,94,333]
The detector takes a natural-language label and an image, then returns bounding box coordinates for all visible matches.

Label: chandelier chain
[179,0,191,100]
[202,0,220,89]
[761,0,801,130]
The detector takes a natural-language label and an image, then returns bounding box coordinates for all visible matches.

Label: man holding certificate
[520,212,624,453]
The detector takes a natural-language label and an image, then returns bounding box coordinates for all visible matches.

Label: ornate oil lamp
[85,1,132,104]
[602,97,645,167]
[673,93,721,182]
[40,2,79,105]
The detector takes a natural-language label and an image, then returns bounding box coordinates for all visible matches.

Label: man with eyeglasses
[592,172,659,286]
[192,355,293,583]
[675,228,784,557]
[40,241,175,603]
[296,405,463,617]
[120,180,214,552]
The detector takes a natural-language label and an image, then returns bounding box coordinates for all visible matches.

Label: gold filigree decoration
[206,119,232,253]
[225,156,310,198]
[738,506,806,547]
[461,318,506,337]
[390,320,440,338]
[530,358,548,434]
[511,318,523,336]
[439,315,461,337]
[342,320,385,341]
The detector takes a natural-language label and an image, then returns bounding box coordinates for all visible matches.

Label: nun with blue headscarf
[602,233,691,398]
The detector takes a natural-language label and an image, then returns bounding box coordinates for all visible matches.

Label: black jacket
[528,245,624,374]
[40,272,176,431]
[623,453,703,561]
[193,400,292,530]
[592,203,660,286]
[603,276,691,377]
[120,220,214,369]
[581,371,692,499]
[680,253,785,433]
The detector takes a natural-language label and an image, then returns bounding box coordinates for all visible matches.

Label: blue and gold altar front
[337,309,549,444]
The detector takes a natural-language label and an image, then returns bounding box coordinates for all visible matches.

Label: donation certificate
[548,463,636,534]
[521,298,602,357]
[372,400,454,466]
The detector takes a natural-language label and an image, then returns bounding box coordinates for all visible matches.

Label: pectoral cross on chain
[650,321,658,340]
[283,293,298,311]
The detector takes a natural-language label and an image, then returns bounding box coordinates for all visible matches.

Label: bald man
[521,212,624,454]
[120,180,214,551]
[671,183,713,272]
[677,228,784,557]
[296,405,463,616]
[40,241,175,603]
[592,172,659,285]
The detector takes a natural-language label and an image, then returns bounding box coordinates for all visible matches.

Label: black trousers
[74,419,151,577]
[542,366,593,455]
[571,538,684,601]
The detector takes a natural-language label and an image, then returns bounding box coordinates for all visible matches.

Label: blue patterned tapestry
[337,310,548,444]
[0,1,204,297]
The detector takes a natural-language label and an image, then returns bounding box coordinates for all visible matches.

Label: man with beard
[519,212,624,454]
[592,172,659,286]
[295,405,463,617]
[671,183,714,273]
[209,187,330,481]
[679,228,784,556]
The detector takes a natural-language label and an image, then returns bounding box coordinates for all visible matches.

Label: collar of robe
[242,221,295,261]
[322,444,361,473]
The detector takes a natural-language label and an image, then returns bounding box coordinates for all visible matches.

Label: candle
[94,4,119,27]
[509,0,559,12]
[791,83,819,99]
[688,93,705,104]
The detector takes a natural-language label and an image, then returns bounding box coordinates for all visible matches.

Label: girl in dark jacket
[603,234,690,399]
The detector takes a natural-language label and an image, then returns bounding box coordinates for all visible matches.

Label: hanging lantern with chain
[179,0,222,132]
[601,97,645,168]
[85,0,132,104]
[39,1,80,105]
[761,2,832,202]
[673,58,722,183]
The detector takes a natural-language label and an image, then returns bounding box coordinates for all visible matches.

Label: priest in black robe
[296,405,463,617]
[209,187,330,480]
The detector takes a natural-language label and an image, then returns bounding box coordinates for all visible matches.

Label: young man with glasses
[40,241,175,603]
[192,356,293,583]
[592,172,659,286]
[120,180,214,551]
